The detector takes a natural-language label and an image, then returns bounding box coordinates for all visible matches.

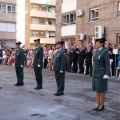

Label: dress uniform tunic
[53,48,67,94]
[92,48,110,92]
[15,48,24,84]
[33,46,43,88]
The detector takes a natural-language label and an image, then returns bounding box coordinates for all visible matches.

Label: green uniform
[33,46,43,88]
[92,48,110,92]
[15,48,24,84]
[53,48,67,94]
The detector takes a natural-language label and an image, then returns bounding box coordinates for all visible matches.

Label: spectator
[78,45,86,74]
[72,44,79,73]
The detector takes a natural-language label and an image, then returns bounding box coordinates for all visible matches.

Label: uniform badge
[98,55,101,59]
[57,54,59,57]
[36,50,38,54]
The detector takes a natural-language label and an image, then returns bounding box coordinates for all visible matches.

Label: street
[0,65,120,120]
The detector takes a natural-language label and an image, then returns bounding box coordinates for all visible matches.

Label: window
[0,4,16,13]
[7,5,12,13]
[90,8,99,21]
[32,5,39,11]
[62,13,76,25]
[32,18,39,24]
[117,34,120,45]
[1,4,6,13]
[118,2,120,16]
[12,6,16,13]
[31,31,39,37]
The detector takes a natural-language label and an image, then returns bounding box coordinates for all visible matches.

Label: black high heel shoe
[93,107,99,111]
[97,105,104,112]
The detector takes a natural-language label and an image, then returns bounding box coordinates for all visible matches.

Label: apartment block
[25,0,56,49]
[0,0,16,48]
[56,0,120,47]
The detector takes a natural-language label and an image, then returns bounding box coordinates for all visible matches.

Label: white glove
[38,64,41,67]
[20,65,23,68]
[103,75,109,79]
[60,71,63,73]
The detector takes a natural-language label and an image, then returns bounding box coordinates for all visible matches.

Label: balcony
[0,32,16,40]
[0,13,16,23]
[30,10,55,19]
[30,37,55,44]
[30,24,55,31]
[30,0,56,6]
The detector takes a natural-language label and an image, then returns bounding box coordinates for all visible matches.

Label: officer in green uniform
[92,38,110,112]
[14,41,24,86]
[33,38,43,90]
[53,41,67,96]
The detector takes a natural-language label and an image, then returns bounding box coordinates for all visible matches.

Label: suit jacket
[67,51,72,61]
[53,48,67,72]
[33,46,43,67]
[78,49,86,61]
[86,48,93,62]
[15,48,24,68]
[92,48,110,77]
[72,48,79,60]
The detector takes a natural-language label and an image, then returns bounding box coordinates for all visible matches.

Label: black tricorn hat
[95,38,107,42]
[58,41,65,45]
[34,38,40,42]
[16,41,22,44]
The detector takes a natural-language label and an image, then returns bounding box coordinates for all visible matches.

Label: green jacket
[33,46,43,67]
[15,48,24,68]
[53,48,67,72]
[92,48,110,77]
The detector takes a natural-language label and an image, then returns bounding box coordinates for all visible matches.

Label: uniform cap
[16,41,22,44]
[95,38,107,42]
[34,38,40,42]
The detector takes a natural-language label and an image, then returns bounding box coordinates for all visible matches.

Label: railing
[31,8,56,13]
[31,36,55,38]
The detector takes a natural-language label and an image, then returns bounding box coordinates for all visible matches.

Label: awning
[44,4,51,8]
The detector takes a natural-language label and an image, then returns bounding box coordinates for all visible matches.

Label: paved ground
[0,65,120,120]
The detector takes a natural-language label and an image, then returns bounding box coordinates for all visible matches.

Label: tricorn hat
[34,38,40,42]
[16,41,22,44]
[95,38,107,42]
[58,41,65,45]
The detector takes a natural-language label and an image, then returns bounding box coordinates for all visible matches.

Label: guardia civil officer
[14,41,24,86]
[53,41,67,96]
[33,38,43,90]
[92,38,110,112]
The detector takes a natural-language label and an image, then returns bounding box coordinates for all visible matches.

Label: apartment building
[56,0,120,47]
[0,0,16,48]
[25,0,56,49]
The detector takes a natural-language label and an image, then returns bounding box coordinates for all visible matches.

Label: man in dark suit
[78,45,86,74]
[72,44,79,73]
[53,41,66,96]
[33,38,43,90]
[66,47,72,72]
[14,41,24,86]
[85,44,93,76]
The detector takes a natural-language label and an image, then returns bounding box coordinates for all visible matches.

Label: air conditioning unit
[118,11,120,16]
[76,10,84,17]
[95,26,105,39]
[78,34,86,40]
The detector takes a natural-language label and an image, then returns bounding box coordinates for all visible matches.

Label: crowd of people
[0,42,120,77]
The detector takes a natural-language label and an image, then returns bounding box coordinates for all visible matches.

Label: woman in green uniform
[92,38,110,112]
[53,41,67,96]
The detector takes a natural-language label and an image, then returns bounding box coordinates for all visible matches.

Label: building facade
[25,0,56,49]
[56,0,120,47]
[0,0,16,48]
